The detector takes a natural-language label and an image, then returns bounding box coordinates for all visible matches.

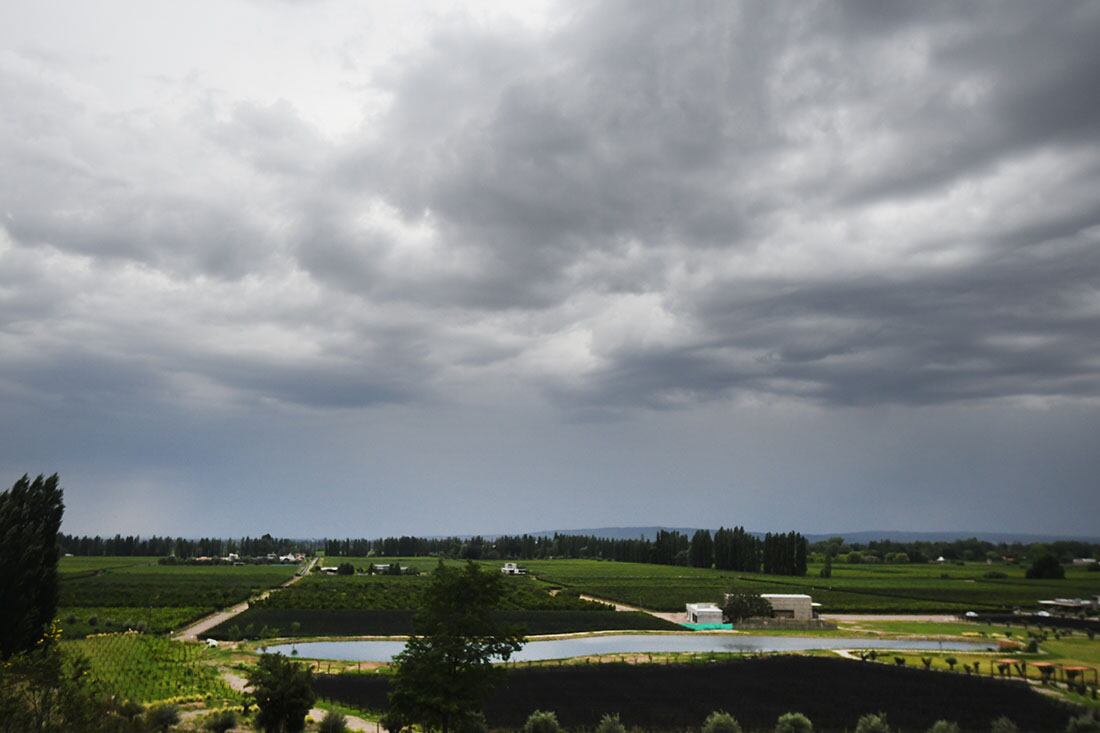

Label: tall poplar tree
[0,474,65,659]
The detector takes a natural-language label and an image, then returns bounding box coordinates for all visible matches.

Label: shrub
[774,711,813,732]
[702,710,743,733]
[1026,554,1065,580]
[983,571,1008,579]
[927,721,959,733]
[145,703,180,732]
[1025,639,1039,653]
[87,615,98,627]
[1066,713,1100,733]
[990,717,1019,733]
[337,562,355,576]
[595,713,627,733]
[318,709,349,733]
[454,711,489,733]
[854,712,891,733]
[721,593,772,622]
[203,709,238,733]
[523,710,563,733]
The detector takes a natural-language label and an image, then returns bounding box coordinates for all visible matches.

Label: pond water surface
[264,634,993,662]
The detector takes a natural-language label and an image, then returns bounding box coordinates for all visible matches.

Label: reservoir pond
[264,634,993,663]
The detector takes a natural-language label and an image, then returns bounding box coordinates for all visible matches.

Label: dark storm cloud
[2,0,1100,417]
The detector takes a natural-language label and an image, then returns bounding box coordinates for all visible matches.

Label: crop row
[59,564,296,608]
[56,606,207,638]
[257,574,604,612]
[64,634,239,704]
[204,609,679,639]
[313,656,1073,731]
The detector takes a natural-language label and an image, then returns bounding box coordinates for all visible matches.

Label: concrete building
[760,593,814,621]
[685,603,724,624]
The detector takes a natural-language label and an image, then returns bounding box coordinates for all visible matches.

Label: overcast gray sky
[2,1,1099,537]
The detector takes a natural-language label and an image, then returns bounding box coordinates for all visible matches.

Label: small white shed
[685,602,724,624]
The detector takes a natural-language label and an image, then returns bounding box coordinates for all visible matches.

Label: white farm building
[685,603,724,624]
[760,593,814,621]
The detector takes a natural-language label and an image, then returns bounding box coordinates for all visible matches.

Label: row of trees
[811,536,1100,565]
[58,532,309,558]
[61,527,812,576]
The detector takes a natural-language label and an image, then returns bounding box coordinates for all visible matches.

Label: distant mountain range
[527,526,1100,544]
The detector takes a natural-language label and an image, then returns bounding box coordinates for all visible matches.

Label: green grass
[64,634,238,704]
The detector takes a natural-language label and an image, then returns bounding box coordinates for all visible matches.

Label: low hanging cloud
[1,0,1099,417]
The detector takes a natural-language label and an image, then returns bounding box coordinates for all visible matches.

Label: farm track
[173,557,317,640]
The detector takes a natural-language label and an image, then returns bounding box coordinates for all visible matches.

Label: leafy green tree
[774,712,813,732]
[595,713,627,733]
[1026,554,1065,580]
[387,562,524,733]
[819,554,832,578]
[721,592,773,622]
[523,710,563,733]
[989,717,1019,733]
[853,713,891,733]
[0,474,64,659]
[702,710,742,733]
[336,562,354,576]
[247,653,316,733]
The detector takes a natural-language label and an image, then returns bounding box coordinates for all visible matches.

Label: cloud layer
[1,1,1098,534]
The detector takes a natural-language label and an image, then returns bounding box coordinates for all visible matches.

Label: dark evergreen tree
[0,474,64,659]
[689,529,714,568]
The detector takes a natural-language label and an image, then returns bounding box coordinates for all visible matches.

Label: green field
[59,561,298,608]
[55,556,300,638]
[258,572,604,612]
[64,634,238,704]
[56,606,207,638]
[512,559,1100,613]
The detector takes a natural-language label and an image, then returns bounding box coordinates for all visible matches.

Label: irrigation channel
[265,633,993,663]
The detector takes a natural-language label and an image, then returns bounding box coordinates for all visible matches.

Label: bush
[595,713,627,733]
[927,721,959,733]
[145,703,180,732]
[854,712,891,733]
[1066,713,1100,733]
[774,711,813,732]
[523,710,563,733]
[702,710,743,733]
[203,709,238,733]
[454,711,489,733]
[983,571,1008,579]
[318,709,348,733]
[337,562,355,576]
[1026,555,1065,580]
[990,717,1019,733]
[721,593,772,622]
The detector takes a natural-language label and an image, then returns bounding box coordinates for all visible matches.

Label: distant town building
[685,603,725,624]
[1072,558,1098,567]
[501,562,527,575]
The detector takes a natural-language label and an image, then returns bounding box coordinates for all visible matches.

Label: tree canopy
[386,561,524,733]
[247,652,316,733]
[0,474,64,659]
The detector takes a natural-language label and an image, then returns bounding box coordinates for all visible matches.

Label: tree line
[58,528,812,576]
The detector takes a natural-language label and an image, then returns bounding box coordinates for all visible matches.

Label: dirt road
[173,557,317,640]
[578,593,687,624]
